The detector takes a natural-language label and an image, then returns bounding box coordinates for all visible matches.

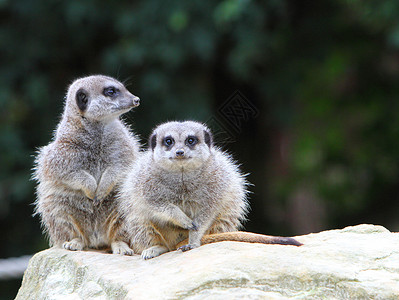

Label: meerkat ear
[76,88,89,112]
[204,130,213,147]
[149,134,157,150]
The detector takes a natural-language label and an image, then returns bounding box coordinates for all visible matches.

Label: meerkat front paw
[141,245,168,260]
[63,238,84,251]
[94,168,116,205]
[82,183,97,200]
[82,189,96,200]
[93,186,114,205]
[178,243,199,252]
[111,241,134,256]
[182,221,198,231]
[81,172,98,200]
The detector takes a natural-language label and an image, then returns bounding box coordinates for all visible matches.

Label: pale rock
[16,224,399,299]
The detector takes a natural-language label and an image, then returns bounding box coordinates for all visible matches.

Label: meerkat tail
[177,231,302,249]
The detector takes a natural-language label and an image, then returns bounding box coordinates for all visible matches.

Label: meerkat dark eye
[185,136,198,147]
[103,87,120,97]
[163,136,174,148]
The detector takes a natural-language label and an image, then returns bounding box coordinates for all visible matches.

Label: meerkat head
[149,121,214,172]
[65,75,140,122]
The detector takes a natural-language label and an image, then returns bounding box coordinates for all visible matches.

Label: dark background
[1,0,399,298]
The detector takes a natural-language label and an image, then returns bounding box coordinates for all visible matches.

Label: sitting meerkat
[33,75,141,252]
[115,121,301,259]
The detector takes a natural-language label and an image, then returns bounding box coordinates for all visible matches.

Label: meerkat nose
[132,96,140,106]
[175,149,185,158]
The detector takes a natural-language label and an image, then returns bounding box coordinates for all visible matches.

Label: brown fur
[177,231,302,249]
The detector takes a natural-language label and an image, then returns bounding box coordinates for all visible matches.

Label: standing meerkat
[34,75,140,252]
[115,121,301,259]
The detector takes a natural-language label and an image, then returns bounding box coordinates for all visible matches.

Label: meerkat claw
[93,196,103,206]
[189,222,199,231]
[178,244,196,252]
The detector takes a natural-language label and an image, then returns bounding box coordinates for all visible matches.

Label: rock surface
[16,224,399,299]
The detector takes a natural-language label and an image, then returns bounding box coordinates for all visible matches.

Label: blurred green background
[1,0,399,298]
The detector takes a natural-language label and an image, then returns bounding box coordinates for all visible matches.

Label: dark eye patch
[185,135,198,147]
[103,86,120,97]
[163,136,175,149]
[149,134,157,150]
[204,130,213,147]
[76,88,88,111]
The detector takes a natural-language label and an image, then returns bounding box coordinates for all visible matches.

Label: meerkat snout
[132,96,140,107]
[175,149,185,158]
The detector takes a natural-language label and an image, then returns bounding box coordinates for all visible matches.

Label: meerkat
[33,75,140,253]
[114,121,301,259]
